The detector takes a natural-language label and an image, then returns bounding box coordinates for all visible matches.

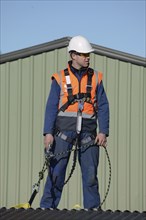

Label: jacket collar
[68,61,88,81]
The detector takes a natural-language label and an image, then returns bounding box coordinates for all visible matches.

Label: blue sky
[1,0,146,57]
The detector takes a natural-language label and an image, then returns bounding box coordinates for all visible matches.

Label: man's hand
[44,134,54,150]
[95,133,107,147]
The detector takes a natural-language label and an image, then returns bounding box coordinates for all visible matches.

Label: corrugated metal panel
[0,45,146,212]
[1,208,146,220]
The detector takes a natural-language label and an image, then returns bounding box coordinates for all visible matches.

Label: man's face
[72,52,90,69]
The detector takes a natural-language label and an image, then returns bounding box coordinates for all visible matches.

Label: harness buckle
[78,99,84,111]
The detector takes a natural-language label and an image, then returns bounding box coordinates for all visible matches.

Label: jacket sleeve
[97,81,109,136]
[43,79,60,135]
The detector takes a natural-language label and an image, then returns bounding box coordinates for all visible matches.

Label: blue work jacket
[43,63,109,136]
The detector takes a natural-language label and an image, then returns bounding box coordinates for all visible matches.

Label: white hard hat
[68,35,94,53]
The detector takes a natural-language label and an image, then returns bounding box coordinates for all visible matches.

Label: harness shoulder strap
[64,68,73,96]
[86,68,94,94]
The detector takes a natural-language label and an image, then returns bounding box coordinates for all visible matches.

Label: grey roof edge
[0,36,146,67]
[0,37,70,64]
[93,43,146,67]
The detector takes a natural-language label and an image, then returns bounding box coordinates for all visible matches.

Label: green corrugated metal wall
[0,45,146,212]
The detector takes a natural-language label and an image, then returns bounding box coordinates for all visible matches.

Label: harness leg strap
[55,130,95,146]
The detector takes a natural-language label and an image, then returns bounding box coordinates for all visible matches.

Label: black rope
[98,146,112,208]
[64,138,79,185]
[45,142,112,209]
[31,142,112,208]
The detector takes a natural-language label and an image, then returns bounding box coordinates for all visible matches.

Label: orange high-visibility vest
[52,64,103,119]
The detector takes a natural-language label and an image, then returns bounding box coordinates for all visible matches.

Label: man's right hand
[44,134,54,149]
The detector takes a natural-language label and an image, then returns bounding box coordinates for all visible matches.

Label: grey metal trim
[0,37,146,67]
[92,43,146,67]
[0,37,70,64]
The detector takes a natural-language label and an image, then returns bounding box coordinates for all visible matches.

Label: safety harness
[56,67,97,142]
[55,67,97,186]
[58,67,96,113]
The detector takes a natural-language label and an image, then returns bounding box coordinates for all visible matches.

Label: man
[40,35,109,209]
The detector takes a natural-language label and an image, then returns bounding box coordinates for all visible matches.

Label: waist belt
[55,130,95,146]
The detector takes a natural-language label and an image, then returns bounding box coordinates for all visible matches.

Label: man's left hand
[95,133,107,147]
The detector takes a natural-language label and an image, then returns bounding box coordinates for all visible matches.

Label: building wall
[0,46,146,211]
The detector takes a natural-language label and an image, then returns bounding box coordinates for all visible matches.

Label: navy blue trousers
[40,131,100,209]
